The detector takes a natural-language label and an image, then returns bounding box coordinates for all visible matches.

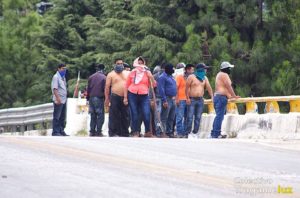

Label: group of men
[51,59,239,138]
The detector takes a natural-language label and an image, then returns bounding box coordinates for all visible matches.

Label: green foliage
[1,0,300,108]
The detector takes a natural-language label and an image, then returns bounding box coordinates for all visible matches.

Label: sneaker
[177,134,185,138]
[218,134,227,139]
[188,133,199,139]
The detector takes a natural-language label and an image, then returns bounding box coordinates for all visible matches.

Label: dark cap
[123,63,130,68]
[196,63,209,69]
[58,63,66,68]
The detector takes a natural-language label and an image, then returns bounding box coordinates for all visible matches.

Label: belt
[214,93,227,98]
[166,96,176,99]
[111,93,123,98]
[189,97,203,100]
[90,96,104,99]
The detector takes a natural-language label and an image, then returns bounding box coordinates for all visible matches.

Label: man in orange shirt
[175,64,194,138]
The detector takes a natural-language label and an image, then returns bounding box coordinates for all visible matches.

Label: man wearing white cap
[211,61,240,138]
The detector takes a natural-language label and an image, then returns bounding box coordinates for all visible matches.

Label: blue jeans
[128,92,151,133]
[186,98,204,134]
[153,98,162,136]
[89,96,105,135]
[211,95,228,138]
[161,97,176,135]
[52,102,66,135]
[175,100,187,136]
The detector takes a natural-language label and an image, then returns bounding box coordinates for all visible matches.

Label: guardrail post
[207,103,215,114]
[265,101,280,113]
[289,100,300,113]
[246,102,258,113]
[227,103,239,114]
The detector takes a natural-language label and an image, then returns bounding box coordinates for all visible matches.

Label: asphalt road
[0,137,299,198]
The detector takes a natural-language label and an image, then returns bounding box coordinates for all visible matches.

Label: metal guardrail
[204,95,300,114]
[0,103,53,133]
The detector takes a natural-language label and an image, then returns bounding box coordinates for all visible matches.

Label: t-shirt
[51,71,67,104]
[176,74,186,100]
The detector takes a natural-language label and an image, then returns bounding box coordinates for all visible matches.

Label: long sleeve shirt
[87,71,106,100]
[158,72,177,103]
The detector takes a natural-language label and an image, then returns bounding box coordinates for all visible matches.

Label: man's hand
[123,98,128,106]
[163,101,168,109]
[176,99,179,106]
[105,98,110,107]
[186,98,191,105]
[55,98,62,105]
[229,95,241,100]
[150,100,155,109]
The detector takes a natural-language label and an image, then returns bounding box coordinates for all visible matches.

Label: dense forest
[0,0,299,108]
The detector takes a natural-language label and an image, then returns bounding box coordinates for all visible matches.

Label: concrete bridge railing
[0,96,300,139]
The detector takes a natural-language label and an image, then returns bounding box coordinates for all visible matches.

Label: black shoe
[61,132,70,136]
[167,133,175,138]
[95,133,104,137]
[218,134,227,139]
[52,133,63,136]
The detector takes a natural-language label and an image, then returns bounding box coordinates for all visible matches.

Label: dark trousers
[109,93,130,137]
[160,97,176,135]
[52,102,66,135]
[89,97,105,135]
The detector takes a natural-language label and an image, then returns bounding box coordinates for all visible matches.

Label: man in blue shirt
[158,63,177,138]
[51,63,68,136]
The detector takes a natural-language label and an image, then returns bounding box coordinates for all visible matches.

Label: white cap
[220,61,234,69]
[176,62,186,69]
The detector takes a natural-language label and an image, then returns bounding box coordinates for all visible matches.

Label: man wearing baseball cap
[185,63,213,138]
[211,61,240,138]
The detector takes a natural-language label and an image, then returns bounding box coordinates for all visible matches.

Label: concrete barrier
[1,96,300,139]
[199,113,300,139]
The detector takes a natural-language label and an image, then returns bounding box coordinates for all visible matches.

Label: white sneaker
[188,133,199,139]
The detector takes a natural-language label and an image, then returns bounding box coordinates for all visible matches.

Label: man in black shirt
[87,64,106,137]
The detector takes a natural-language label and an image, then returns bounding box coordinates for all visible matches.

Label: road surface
[0,137,299,198]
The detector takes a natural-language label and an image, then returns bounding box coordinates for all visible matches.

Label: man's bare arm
[205,77,214,99]
[104,73,112,106]
[185,76,192,105]
[223,74,239,98]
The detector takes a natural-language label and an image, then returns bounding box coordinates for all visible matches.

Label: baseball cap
[153,65,161,74]
[123,62,130,68]
[220,61,234,69]
[196,63,210,69]
[176,62,186,69]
